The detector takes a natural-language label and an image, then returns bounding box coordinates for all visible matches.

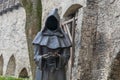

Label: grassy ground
[0,76,30,80]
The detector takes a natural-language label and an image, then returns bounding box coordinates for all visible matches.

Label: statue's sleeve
[33,45,43,70]
[60,48,70,66]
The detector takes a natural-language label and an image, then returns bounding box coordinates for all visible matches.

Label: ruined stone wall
[78,0,120,80]
[0,7,32,78]
[92,0,120,80]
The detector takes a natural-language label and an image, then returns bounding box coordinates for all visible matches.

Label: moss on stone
[20,0,42,79]
[36,0,42,30]
[21,0,33,14]
[0,76,29,80]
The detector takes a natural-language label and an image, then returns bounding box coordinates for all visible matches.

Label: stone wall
[0,0,20,15]
[0,7,32,78]
[92,0,120,80]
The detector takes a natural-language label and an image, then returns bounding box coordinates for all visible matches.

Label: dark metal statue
[32,8,72,80]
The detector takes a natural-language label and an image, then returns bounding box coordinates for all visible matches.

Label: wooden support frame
[61,17,78,80]
[62,17,78,26]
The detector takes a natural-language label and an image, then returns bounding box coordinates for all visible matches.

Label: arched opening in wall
[0,55,3,75]
[19,68,29,78]
[108,53,120,80]
[61,4,82,80]
[6,55,16,76]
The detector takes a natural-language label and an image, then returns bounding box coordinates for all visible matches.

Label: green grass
[0,76,30,80]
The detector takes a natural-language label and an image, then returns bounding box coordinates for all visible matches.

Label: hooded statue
[32,8,72,80]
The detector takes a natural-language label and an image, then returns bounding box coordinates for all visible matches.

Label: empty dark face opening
[45,16,58,31]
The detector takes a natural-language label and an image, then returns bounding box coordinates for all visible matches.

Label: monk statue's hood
[32,8,72,49]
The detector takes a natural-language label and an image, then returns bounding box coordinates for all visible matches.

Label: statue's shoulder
[36,31,42,36]
[32,31,43,45]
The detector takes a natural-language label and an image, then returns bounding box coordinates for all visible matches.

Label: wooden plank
[70,17,76,80]
[65,24,72,42]
[62,17,78,25]
[63,24,67,32]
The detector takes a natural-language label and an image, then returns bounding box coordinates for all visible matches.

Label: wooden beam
[62,24,67,32]
[70,16,76,80]
[65,24,72,42]
[62,17,78,25]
